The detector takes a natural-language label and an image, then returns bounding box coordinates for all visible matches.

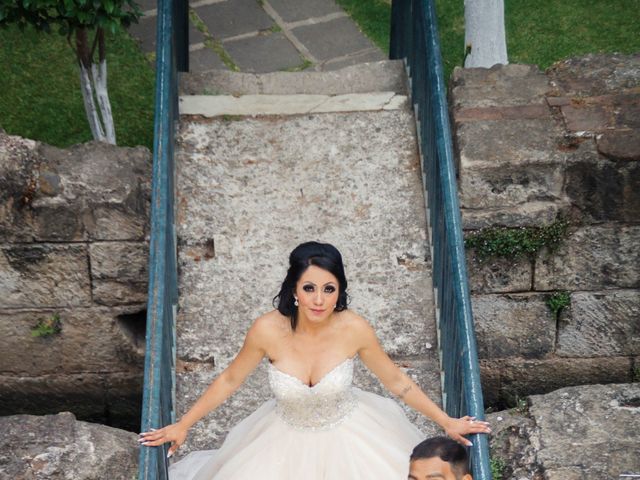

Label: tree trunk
[76,28,106,142]
[464,0,508,68]
[75,27,116,144]
[93,29,116,144]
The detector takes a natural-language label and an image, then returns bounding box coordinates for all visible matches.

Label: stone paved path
[129,0,386,73]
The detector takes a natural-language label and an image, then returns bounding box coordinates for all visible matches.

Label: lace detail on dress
[268,358,358,431]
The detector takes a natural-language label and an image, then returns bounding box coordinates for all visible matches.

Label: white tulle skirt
[169,388,424,480]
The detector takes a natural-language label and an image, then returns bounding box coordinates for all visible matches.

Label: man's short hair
[410,436,470,476]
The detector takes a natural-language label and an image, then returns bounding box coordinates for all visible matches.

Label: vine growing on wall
[546,290,571,321]
[464,218,570,261]
[31,312,62,337]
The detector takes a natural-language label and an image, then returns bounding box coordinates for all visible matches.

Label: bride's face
[294,265,340,323]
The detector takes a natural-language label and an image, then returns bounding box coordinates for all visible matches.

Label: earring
[294,298,299,307]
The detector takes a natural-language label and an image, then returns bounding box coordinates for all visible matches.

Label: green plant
[465,218,569,261]
[632,366,640,383]
[0,0,143,144]
[189,8,239,72]
[31,313,62,338]
[282,58,313,72]
[547,290,570,319]
[221,114,244,122]
[0,24,154,149]
[514,395,528,414]
[490,456,506,480]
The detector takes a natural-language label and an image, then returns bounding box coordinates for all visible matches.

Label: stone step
[179,59,407,96]
[179,92,408,117]
[174,105,441,453]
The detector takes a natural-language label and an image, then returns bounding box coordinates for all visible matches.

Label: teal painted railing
[138,0,187,478]
[390,0,492,478]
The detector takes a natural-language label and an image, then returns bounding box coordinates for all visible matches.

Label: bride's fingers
[139,432,172,446]
[467,420,491,434]
[452,433,472,447]
[167,443,179,458]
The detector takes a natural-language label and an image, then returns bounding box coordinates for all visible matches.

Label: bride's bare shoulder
[336,309,375,335]
[249,310,290,337]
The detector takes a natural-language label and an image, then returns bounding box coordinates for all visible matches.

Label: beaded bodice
[268,357,357,431]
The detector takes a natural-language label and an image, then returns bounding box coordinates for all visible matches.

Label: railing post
[174,0,189,72]
[139,0,180,478]
[390,0,492,478]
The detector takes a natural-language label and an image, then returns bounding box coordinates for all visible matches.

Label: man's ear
[462,474,473,480]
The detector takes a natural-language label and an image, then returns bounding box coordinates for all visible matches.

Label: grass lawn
[336,0,640,82]
[0,25,154,149]
[2,2,637,148]
[334,0,392,54]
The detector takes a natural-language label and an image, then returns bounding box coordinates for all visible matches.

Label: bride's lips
[310,308,325,314]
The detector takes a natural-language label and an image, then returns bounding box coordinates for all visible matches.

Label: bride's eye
[324,285,336,293]
[303,285,315,292]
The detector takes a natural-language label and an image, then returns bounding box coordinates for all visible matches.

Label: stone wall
[0,132,151,430]
[487,382,640,479]
[449,54,640,408]
[1,412,139,479]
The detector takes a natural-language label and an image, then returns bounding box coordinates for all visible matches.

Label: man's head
[408,436,472,480]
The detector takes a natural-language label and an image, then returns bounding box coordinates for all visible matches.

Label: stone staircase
[173,60,442,454]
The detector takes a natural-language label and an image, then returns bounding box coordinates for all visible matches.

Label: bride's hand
[443,416,491,447]
[139,423,188,458]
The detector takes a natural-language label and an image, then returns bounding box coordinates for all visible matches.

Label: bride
[139,241,490,479]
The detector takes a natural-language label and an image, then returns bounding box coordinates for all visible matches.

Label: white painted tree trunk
[92,60,116,144]
[79,64,106,142]
[464,0,508,68]
[78,62,116,144]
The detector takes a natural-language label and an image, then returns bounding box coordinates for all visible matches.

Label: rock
[466,253,532,293]
[0,133,150,429]
[0,243,91,308]
[557,290,640,357]
[181,60,408,96]
[0,306,144,430]
[450,63,551,108]
[461,200,565,229]
[472,294,555,359]
[535,224,640,291]
[486,409,543,479]
[547,53,640,97]
[455,118,566,209]
[0,371,142,431]
[481,356,632,408]
[489,383,640,479]
[0,133,151,242]
[564,140,640,223]
[0,412,138,479]
[89,241,149,306]
[597,129,640,161]
[0,133,45,242]
[0,307,144,375]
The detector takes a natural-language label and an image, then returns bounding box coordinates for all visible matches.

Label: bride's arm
[139,315,271,455]
[352,314,490,446]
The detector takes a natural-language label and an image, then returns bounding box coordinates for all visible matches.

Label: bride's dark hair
[273,241,349,330]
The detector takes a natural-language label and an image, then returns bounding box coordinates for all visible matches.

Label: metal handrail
[138,0,187,478]
[390,0,492,478]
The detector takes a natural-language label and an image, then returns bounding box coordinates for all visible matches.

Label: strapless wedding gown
[169,357,424,479]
